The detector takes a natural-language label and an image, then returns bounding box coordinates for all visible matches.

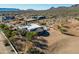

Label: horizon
[0,4,74,10]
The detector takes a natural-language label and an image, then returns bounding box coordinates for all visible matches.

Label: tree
[0,24,9,29]
[26,32,37,41]
[11,31,18,37]
[19,29,27,36]
[3,30,12,38]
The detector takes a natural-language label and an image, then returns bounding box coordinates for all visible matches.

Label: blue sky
[0,4,73,10]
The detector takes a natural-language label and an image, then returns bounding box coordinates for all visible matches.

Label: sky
[0,4,74,10]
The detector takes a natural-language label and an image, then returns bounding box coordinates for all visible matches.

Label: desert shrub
[32,37,48,49]
[58,25,61,29]
[26,32,37,41]
[75,18,79,21]
[19,29,26,36]
[0,24,9,29]
[3,29,18,38]
[11,31,18,36]
[27,47,45,54]
[33,41,48,49]
[62,26,70,28]
[4,40,10,46]
[11,49,15,52]
[60,28,67,33]
[11,39,26,52]
[3,30,13,38]
[41,22,46,25]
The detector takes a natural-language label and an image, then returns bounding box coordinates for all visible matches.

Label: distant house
[18,23,48,33]
[3,16,15,21]
[32,16,46,20]
[23,16,46,24]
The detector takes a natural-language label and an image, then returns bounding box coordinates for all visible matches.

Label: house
[3,16,15,21]
[18,23,48,33]
[23,16,46,24]
[32,16,46,20]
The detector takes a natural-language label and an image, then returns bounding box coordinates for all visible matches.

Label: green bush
[75,18,79,21]
[41,23,46,25]
[3,30,18,38]
[3,30,12,38]
[26,32,37,41]
[11,31,18,36]
[60,28,67,33]
[0,24,9,29]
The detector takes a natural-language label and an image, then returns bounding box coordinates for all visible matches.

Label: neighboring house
[18,23,48,33]
[23,16,46,24]
[32,16,46,20]
[3,16,15,21]
[25,18,37,24]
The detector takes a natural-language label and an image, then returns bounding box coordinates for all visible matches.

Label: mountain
[26,9,35,11]
[0,8,20,11]
[49,6,69,10]
[71,4,79,8]
[49,7,55,10]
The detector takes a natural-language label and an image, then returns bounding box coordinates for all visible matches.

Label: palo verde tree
[26,32,37,41]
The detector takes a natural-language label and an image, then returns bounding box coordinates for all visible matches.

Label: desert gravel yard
[43,27,79,54]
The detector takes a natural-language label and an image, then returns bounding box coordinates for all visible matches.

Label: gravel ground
[44,27,79,54]
[0,32,14,54]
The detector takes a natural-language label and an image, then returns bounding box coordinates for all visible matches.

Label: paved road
[0,32,13,54]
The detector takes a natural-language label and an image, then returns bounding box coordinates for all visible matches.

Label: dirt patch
[0,33,13,54]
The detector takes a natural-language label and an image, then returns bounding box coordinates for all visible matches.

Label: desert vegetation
[0,24,48,54]
[1,4,79,54]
